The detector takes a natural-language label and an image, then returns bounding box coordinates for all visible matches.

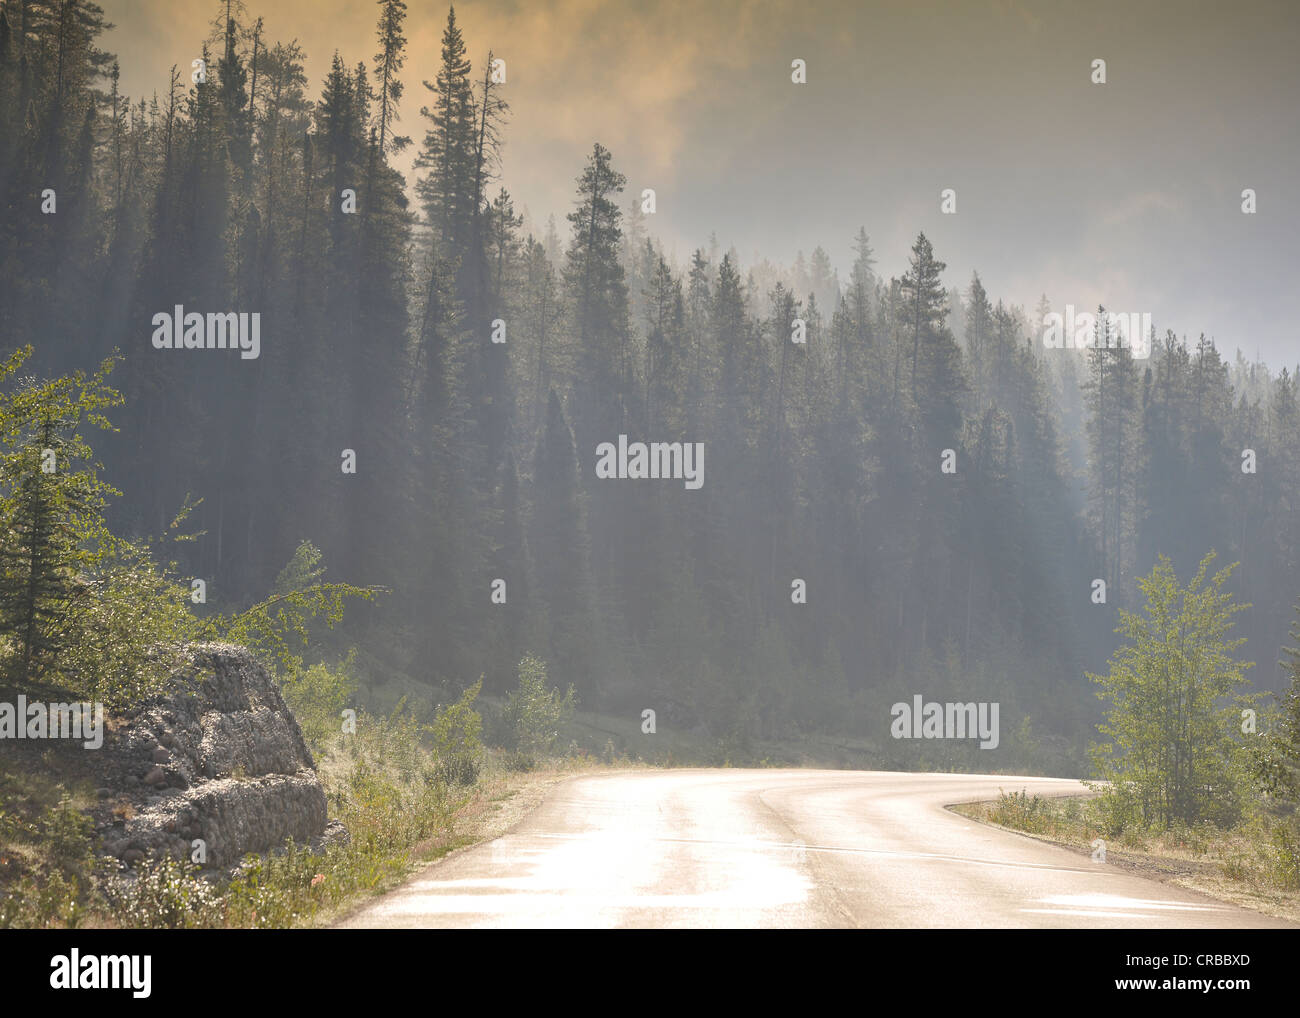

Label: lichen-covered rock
[91,643,337,870]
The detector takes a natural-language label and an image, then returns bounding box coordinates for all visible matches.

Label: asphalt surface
[337,769,1294,928]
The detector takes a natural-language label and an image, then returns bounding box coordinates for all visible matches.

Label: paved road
[337,769,1294,928]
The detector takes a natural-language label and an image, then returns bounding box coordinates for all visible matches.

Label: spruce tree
[416,5,476,252]
[373,0,410,156]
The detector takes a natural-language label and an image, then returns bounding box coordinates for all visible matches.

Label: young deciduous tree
[506,654,575,762]
[1088,552,1259,829]
[1253,598,1300,806]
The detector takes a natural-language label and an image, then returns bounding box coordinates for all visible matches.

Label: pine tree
[843,227,875,404]
[415,4,475,252]
[565,142,629,456]
[901,232,947,407]
[519,236,565,438]
[644,254,688,436]
[216,13,252,178]
[490,449,534,693]
[372,0,410,156]
[1084,306,1140,600]
[0,353,121,691]
[531,390,593,695]
[965,272,992,411]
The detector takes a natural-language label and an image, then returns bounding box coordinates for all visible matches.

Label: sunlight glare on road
[1022,892,1230,921]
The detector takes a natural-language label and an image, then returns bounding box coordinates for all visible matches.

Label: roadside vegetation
[0,355,593,928]
[5,355,1300,926]
[1,643,595,929]
[956,552,1300,919]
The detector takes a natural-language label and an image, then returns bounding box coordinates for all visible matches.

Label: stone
[91,643,339,872]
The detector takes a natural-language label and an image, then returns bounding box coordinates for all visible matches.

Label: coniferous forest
[2,0,1299,782]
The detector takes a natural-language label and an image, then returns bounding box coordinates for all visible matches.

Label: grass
[0,749,105,928]
[953,790,1300,922]
[0,677,672,928]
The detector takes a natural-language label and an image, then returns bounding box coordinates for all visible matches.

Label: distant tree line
[2,0,1298,761]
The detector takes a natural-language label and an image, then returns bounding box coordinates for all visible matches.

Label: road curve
[336,769,1293,929]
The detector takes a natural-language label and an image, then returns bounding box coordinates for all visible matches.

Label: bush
[113,856,222,929]
[43,795,95,873]
[1089,783,1143,837]
[431,678,483,786]
[280,656,359,755]
[502,750,534,773]
[505,655,575,764]
[1272,823,1300,889]
[0,794,100,929]
[989,790,1048,833]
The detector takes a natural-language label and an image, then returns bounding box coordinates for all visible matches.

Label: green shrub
[0,794,100,928]
[1088,782,1143,837]
[43,795,95,873]
[1271,823,1300,889]
[432,678,483,786]
[505,654,575,763]
[502,750,534,773]
[989,790,1048,833]
[281,655,358,754]
[114,856,222,929]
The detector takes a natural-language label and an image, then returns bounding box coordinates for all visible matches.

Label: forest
[2,0,1299,778]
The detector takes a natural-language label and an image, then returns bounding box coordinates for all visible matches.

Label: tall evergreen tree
[564,142,629,460]
[531,390,593,696]
[372,0,410,156]
[415,4,475,253]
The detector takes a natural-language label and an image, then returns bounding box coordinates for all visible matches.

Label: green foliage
[988,790,1051,834]
[279,654,359,755]
[222,841,322,929]
[201,540,382,680]
[53,536,198,708]
[0,349,123,694]
[1253,598,1300,805]
[431,678,483,785]
[108,696,474,928]
[1091,782,1143,838]
[113,856,222,930]
[1270,823,1300,889]
[1212,815,1300,890]
[505,654,576,763]
[273,540,327,595]
[0,791,99,929]
[0,350,204,707]
[1088,552,1259,829]
[42,795,95,872]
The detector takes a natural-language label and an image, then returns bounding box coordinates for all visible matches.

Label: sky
[104,0,1300,368]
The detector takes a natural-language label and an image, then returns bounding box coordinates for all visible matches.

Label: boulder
[91,643,342,870]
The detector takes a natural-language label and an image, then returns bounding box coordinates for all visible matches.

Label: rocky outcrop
[92,643,346,870]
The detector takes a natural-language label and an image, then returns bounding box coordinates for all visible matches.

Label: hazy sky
[105,0,1300,367]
